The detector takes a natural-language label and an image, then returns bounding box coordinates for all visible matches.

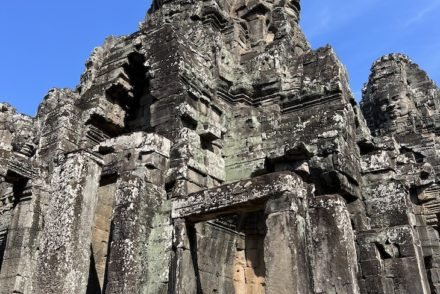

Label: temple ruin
[0,0,439,293]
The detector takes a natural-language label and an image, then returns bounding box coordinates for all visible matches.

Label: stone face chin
[0,2,439,294]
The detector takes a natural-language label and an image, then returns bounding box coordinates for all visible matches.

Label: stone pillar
[308,195,360,294]
[169,218,199,294]
[357,226,430,294]
[0,179,13,257]
[358,178,431,294]
[104,169,171,294]
[0,231,6,270]
[34,151,102,294]
[264,192,312,294]
[36,89,81,159]
[0,178,10,273]
[0,182,43,294]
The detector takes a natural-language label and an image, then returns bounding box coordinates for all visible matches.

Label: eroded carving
[0,1,438,293]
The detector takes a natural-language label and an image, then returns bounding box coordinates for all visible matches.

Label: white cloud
[403,1,440,27]
[301,0,381,38]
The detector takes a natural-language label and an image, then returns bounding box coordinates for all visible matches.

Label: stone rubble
[0,1,439,293]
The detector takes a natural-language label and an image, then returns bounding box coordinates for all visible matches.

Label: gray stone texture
[0,1,438,293]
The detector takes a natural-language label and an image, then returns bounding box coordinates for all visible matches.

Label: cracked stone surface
[0,1,439,293]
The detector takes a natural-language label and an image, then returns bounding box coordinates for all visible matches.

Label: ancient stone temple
[0,0,439,293]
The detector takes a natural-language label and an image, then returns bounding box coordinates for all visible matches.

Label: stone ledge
[172,171,307,221]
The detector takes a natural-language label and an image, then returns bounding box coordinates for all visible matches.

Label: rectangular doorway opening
[191,211,266,294]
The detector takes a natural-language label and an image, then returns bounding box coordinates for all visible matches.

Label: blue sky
[1,0,439,116]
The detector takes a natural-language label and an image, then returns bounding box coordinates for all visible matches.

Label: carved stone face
[367,86,415,125]
[384,90,413,119]
[362,85,419,134]
[12,126,36,157]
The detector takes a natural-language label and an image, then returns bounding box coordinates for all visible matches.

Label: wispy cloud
[404,1,440,27]
[301,0,381,38]
[417,41,440,85]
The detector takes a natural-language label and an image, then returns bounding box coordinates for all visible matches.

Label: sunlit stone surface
[0,1,439,293]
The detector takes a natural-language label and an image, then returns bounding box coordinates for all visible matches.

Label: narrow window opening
[200,135,214,152]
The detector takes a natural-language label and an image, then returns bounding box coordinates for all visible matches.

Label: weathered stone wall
[360,53,440,293]
[35,151,102,294]
[0,0,439,293]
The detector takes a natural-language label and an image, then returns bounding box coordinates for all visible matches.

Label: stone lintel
[171,171,307,221]
[95,132,171,158]
[6,157,38,181]
[95,132,170,183]
[62,149,104,166]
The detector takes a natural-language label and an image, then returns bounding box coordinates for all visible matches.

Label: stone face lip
[0,1,439,293]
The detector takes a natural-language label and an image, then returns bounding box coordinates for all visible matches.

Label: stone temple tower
[0,1,439,293]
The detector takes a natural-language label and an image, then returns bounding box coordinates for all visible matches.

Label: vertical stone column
[0,179,13,266]
[0,231,6,270]
[264,192,312,294]
[104,169,171,294]
[308,195,360,294]
[92,132,171,293]
[0,182,43,294]
[0,180,10,274]
[36,89,81,158]
[34,151,102,294]
[169,218,198,294]
[358,178,431,293]
[89,178,117,290]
